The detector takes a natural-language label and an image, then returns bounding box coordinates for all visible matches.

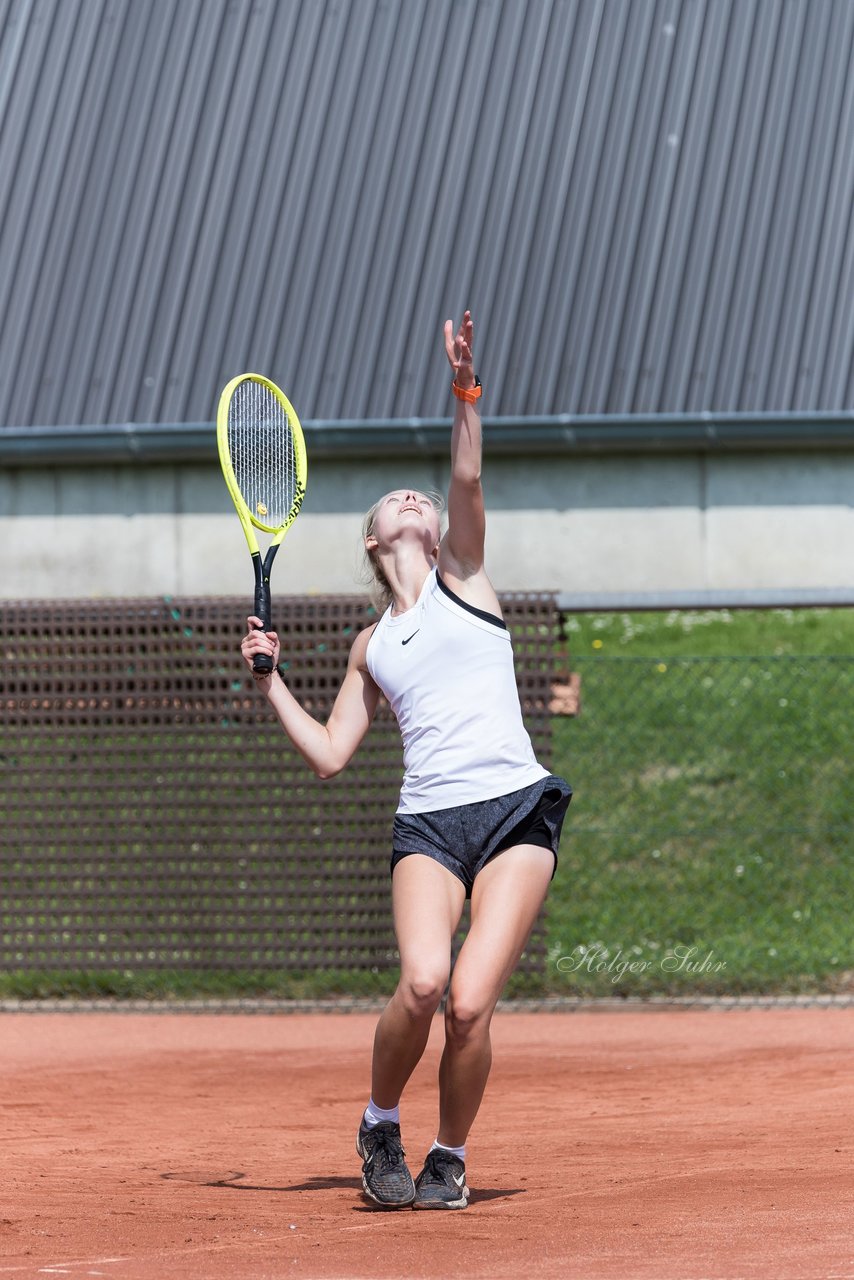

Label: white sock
[431,1138,466,1161]
[363,1097,400,1128]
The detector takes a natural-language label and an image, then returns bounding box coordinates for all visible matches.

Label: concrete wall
[1,451,852,601]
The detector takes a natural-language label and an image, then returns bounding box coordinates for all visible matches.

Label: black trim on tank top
[435,570,507,630]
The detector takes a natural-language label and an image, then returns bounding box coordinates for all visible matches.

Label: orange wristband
[452,375,482,403]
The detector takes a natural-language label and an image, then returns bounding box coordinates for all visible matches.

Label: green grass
[561,605,854,658]
[0,969,400,1001]
[0,967,545,1001]
[543,607,853,998]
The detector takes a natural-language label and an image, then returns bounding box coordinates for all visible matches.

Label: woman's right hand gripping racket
[216,373,308,676]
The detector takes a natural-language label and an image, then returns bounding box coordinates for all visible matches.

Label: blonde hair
[359,489,445,613]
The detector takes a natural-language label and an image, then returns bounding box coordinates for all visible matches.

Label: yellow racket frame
[216,372,307,552]
[217,372,308,674]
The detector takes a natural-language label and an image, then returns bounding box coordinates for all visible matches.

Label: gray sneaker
[356,1117,416,1208]
[413,1148,470,1209]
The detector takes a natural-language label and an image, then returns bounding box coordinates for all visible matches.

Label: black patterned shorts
[390,773,572,898]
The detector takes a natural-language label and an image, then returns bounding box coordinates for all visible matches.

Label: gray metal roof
[0,0,852,429]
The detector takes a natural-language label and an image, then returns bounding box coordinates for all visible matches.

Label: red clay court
[2,1007,851,1280]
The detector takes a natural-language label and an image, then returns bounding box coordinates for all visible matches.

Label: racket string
[228,379,297,527]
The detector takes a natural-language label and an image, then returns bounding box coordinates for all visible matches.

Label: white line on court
[0,1260,129,1277]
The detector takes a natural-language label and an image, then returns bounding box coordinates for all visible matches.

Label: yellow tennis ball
[257,501,268,516]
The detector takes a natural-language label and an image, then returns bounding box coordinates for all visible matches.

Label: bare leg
[370,854,467,1108]
[436,845,554,1147]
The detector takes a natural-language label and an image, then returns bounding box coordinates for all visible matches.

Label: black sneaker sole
[412,1186,470,1210]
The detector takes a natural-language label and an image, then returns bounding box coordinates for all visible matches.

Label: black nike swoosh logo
[402,631,419,645]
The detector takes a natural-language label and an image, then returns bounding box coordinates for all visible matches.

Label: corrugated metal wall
[0,0,851,427]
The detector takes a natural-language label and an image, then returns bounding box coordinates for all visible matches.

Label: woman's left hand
[444,310,475,389]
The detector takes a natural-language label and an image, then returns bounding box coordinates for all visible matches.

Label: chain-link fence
[0,594,556,994]
[2,599,851,1007]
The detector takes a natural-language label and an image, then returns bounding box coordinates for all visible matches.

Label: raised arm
[437,311,503,615]
[241,619,380,779]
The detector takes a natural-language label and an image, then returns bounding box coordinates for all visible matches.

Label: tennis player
[240,311,572,1210]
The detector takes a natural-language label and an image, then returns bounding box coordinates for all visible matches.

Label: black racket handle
[252,579,273,675]
[252,649,274,675]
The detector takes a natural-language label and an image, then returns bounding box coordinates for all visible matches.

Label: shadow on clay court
[163,1172,365,1192]
[350,1187,527,1210]
[270,1177,526,1204]
[161,1171,526,1205]
[219,1175,365,1192]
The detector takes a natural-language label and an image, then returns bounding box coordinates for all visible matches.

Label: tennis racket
[216,373,307,675]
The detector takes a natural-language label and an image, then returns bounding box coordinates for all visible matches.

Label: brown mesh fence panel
[0,595,557,980]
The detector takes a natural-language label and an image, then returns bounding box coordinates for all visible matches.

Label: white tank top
[365,568,549,813]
